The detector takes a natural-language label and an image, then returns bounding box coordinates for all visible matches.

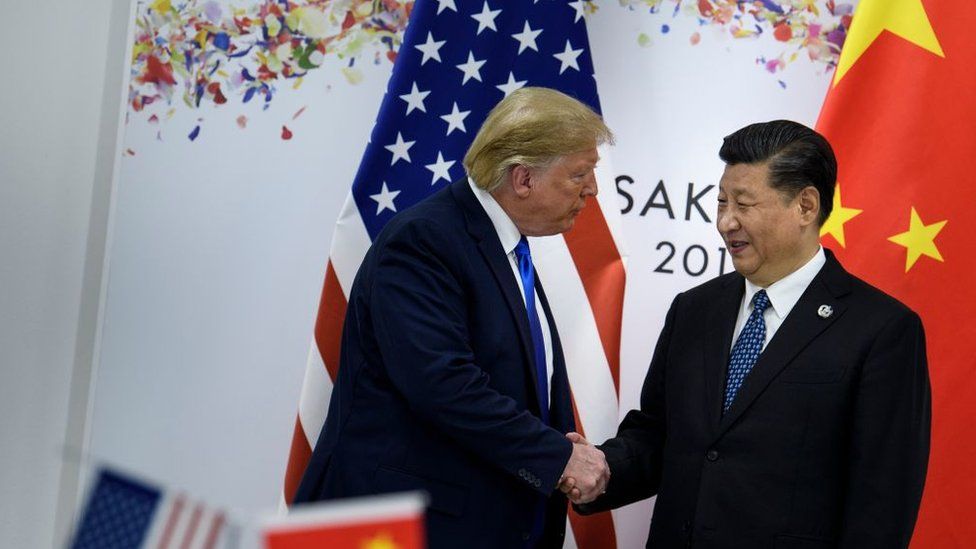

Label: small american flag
[70,468,239,549]
[284,1,625,546]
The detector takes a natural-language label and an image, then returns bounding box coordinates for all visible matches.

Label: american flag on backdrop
[283,1,627,546]
[70,467,240,549]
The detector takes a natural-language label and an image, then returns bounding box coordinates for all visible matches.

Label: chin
[730,258,752,276]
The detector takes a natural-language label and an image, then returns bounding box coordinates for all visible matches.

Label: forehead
[719,162,772,195]
[557,147,600,167]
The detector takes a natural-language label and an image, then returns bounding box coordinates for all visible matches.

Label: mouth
[726,239,749,255]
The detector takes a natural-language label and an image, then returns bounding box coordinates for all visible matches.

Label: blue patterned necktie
[513,236,549,425]
[723,289,771,413]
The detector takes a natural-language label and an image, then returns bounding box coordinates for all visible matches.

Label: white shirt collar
[467,177,522,255]
[743,246,826,319]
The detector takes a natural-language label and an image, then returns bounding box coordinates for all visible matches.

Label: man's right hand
[558,432,610,504]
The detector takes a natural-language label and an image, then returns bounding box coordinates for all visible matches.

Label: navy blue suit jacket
[294,179,575,548]
[579,251,930,548]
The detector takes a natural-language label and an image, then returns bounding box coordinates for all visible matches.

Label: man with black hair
[570,120,930,548]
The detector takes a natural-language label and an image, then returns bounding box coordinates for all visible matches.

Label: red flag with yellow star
[816,0,975,545]
[263,492,425,549]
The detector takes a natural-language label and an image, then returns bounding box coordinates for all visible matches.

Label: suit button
[534,479,541,488]
[706,449,719,461]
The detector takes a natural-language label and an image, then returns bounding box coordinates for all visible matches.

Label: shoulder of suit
[372,187,465,248]
[675,271,741,303]
[837,269,920,321]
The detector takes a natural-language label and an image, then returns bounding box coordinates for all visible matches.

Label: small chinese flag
[264,492,426,549]
[816,0,976,546]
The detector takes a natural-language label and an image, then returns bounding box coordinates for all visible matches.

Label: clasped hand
[558,432,610,504]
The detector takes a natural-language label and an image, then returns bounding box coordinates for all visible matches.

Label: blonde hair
[463,87,613,192]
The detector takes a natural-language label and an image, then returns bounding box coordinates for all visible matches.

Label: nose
[717,208,739,233]
[582,172,598,197]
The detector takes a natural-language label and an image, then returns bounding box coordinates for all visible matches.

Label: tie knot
[514,236,531,259]
[752,289,771,312]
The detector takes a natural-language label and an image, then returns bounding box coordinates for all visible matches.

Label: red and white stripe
[283,147,627,549]
[142,493,236,549]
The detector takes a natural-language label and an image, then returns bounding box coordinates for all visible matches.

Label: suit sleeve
[576,294,679,514]
[838,309,931,548]
[368,221,572,496]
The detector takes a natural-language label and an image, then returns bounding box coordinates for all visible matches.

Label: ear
[509,164,533,199]
[797,186,820,225]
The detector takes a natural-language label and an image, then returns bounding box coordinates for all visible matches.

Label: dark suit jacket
[580,250,930,548]
[293,179,575,548]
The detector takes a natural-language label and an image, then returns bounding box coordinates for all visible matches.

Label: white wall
[85,50,392,516]
[0,0,128,546]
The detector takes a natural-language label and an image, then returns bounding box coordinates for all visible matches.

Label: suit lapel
[702,275,745,435]
[716,253,851,435]
[451,180,545,416]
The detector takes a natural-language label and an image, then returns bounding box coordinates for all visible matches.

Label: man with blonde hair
[294,87,613,548]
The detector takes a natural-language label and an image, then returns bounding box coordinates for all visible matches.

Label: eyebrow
[725,187,755,198]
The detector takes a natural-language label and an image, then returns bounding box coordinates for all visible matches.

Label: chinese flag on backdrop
[816,0,976,546]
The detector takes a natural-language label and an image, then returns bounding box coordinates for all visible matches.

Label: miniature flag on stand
[70,467,238,549]
[263,492,425,549]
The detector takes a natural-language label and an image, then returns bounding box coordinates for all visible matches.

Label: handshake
[558,432,611,504]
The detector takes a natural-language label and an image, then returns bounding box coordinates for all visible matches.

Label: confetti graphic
[125,0,848,145]
[127,0,413,138]
[620,0,853,79]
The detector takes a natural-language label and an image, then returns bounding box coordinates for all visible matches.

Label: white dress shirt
[467,178,554,401]
[731,247,827,352]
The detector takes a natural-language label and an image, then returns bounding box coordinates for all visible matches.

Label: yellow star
[888,207,947,272]
[833,0,944,85]
[819,183,863,248]
[361,532,399,549]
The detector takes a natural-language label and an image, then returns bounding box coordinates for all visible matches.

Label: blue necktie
[514,236,549,425]
[723,289,771,413]
[515,237,550,548]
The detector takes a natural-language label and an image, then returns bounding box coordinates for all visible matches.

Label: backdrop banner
[90,1,964,547]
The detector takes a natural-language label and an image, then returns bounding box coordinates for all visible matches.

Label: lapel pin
[818,305,833,319]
